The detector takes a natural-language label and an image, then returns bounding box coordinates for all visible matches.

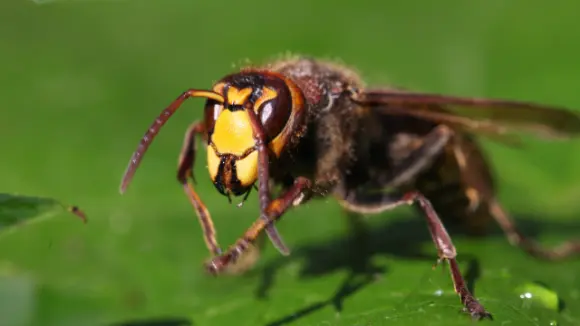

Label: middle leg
[341,190,492,319]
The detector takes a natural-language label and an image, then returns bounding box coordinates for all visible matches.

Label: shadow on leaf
[256,211,580,325]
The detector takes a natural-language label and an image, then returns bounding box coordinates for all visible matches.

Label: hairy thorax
[264,57,368,195]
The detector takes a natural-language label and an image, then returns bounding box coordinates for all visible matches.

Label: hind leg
[452,135,580,260]
[488,199,580,260]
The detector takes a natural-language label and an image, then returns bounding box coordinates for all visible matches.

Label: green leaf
[2,0,580,325]
[516,282,563,312]
[0,194,86,236]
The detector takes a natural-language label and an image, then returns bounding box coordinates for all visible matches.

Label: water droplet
[433,289,443,297]
[549,321,558,326]
[516,281,562,312]
[519,292,533,299]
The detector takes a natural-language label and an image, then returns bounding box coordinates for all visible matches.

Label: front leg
[249,106,293,256]
[206,177,311,274]
[177,121,222,256]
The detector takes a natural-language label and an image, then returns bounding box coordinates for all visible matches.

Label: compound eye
[204,99,223,134]
[257,87,291,141]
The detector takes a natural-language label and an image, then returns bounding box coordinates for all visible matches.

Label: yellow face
[202,70,302,198]
[207,108,259,195]
[205,84,279,197]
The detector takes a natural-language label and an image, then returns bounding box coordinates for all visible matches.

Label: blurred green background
[2,0,580,325]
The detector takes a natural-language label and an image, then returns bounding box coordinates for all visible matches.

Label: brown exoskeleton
[119,56,580,319]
